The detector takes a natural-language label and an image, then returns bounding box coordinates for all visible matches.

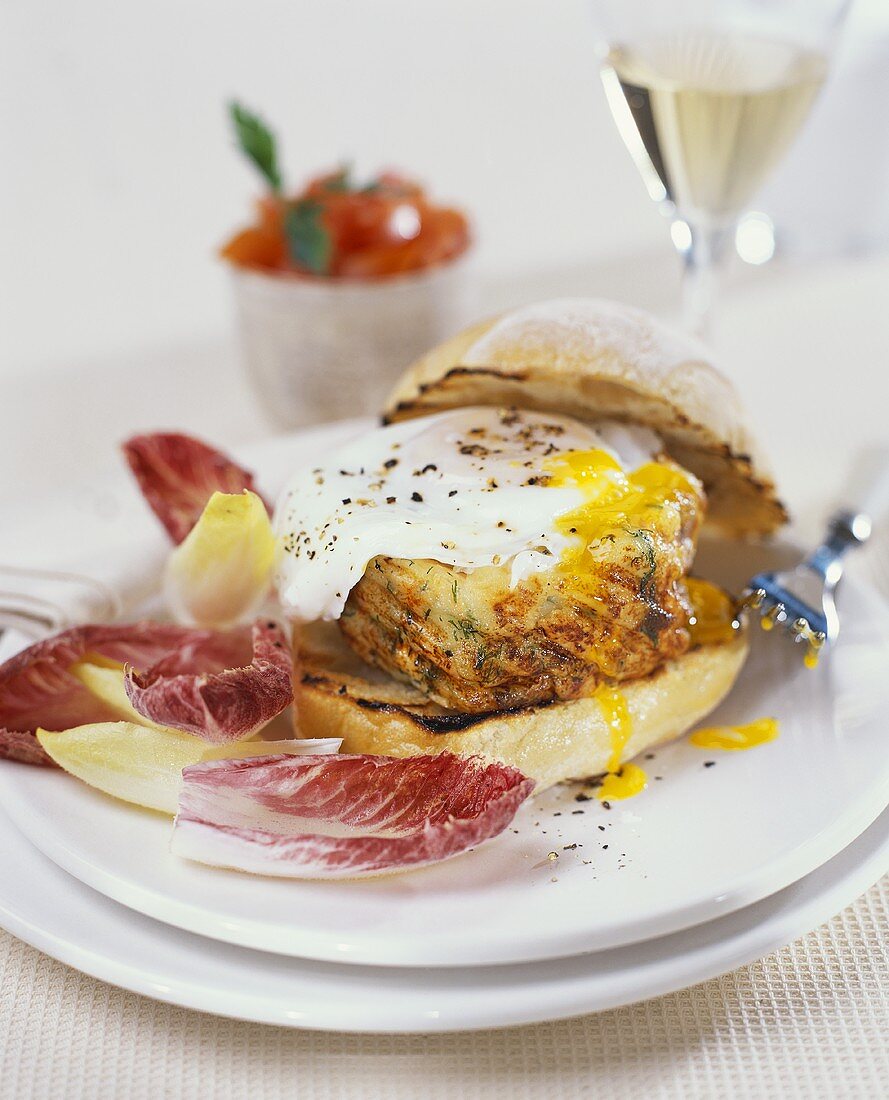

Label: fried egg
[273,406,662,623]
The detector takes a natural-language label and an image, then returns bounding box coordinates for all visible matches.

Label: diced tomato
[255,196,285,234]
[219,226,287,271]
[220,169,470,279]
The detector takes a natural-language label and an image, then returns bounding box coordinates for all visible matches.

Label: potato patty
[339,482,702,711]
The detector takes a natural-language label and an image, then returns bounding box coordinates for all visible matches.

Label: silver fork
[742,447,889,666]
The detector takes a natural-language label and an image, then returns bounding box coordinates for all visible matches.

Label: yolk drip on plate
[593,684,648,801]
[598,762,649,801]
[690,717,779,751]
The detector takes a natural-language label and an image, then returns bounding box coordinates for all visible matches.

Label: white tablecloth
[2,257,888,1097]
[1,878,886,1099]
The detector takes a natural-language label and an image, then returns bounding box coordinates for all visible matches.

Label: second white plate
[0,805,885,1032]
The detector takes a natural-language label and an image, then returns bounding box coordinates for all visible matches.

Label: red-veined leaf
[172,752,534,878]
[125,621,292,743]
[122,432,268,544]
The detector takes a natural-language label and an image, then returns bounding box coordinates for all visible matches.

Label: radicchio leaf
[122,432,268,544]
[172,752,535,878]
[0,727,55,766]
[0,621,256,764]
[124,621,292,744]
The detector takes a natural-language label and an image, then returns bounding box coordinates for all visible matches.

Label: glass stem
[676,220,731,341]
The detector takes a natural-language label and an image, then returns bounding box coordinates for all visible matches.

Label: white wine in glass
[593,2,849,335]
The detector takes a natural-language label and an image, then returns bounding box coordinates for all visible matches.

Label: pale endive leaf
[69,659,167,729]
[37,722,341,815]
[164,490,275,628]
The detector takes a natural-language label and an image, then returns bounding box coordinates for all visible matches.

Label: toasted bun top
[383,298,786,536]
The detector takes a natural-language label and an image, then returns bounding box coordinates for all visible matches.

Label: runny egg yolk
[543,448,699,613]
[598,763,649,801]
[685,577,741,647]
[596,684,633,774]
[545,449,741,649]
[690,717,779,751]
[548,452,744,801]
[545,448,698,547]
[592,684,647,801]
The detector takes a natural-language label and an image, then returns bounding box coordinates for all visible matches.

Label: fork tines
[740,582,826,668]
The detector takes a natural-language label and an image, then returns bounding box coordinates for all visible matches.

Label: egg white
[273,406,660,622]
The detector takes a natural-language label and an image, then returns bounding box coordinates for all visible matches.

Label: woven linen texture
[1,876,886,1100]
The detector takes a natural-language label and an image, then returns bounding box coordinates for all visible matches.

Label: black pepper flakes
[411,491,423,503]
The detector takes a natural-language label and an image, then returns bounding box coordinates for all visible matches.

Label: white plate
[1,426,888,967]
[0,804,885,1033]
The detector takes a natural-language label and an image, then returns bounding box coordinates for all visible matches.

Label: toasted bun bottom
[293,622,749,792]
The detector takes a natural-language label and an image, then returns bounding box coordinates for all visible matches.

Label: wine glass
[591,0,851,336]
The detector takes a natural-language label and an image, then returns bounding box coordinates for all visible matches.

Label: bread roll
[384,298,786,536]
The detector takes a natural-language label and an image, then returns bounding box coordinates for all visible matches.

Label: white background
[2,0,889,510]
[2,0,671,379]
[5,0,889,377]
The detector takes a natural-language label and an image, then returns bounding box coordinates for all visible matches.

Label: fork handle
[802,448,889,581]
[841,446,889,536]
